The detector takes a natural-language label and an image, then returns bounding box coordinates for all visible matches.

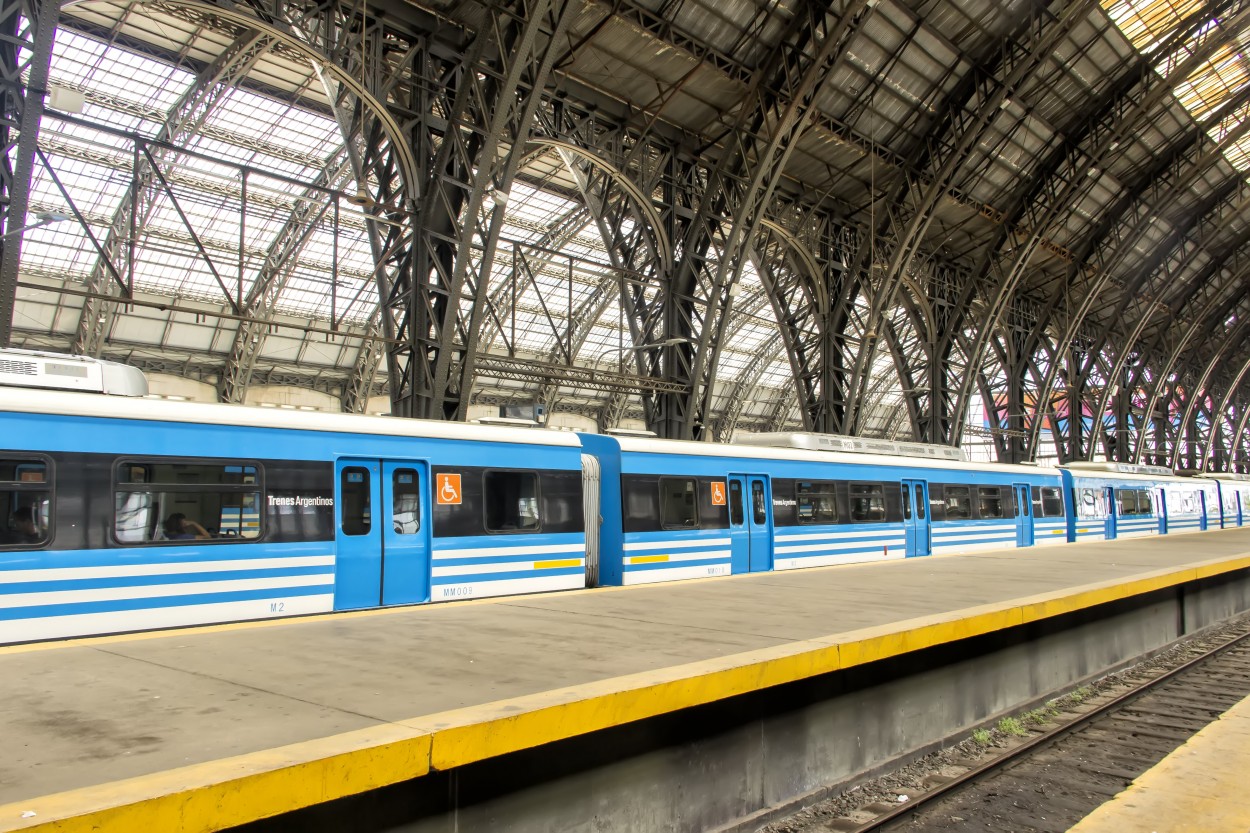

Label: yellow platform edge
[4,552,1250,833]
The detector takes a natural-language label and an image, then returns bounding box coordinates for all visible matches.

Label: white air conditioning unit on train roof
[736,431,966,462]
[0,348,148,396]
[1061,460,1174,476]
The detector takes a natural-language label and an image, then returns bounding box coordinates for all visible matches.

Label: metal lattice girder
[633,0,873,439]
[1168,297,1250,468]
[1129,220,1250,462]
[0,0,58,346]
[67,26,273,356]
[1009,1,1250,458]
[1042,93,1250,458]
[750,216,855,434]
[218,152,355,403]
[377,0,578,421]
[843,0,1097,437]
[948,0,1248,450]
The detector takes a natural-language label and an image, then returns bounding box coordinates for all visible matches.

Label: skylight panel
[1104,0,1250,173]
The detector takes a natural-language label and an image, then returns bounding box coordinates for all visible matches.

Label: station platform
[1068,690,1250,833]
[2,529,1250,833]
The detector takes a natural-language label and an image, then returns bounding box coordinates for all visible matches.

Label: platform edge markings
[0,725,432,833]
[2,553,1249,833]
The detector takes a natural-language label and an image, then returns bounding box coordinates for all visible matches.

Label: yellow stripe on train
[533,559,583,570]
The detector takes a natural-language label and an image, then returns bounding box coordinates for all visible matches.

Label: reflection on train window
[1077,488,1105,519]
[752,481,767,525]
[392,469,421,534]
[485,470,540,532]
[978,487,1004,518]
[660,477,699,529]
[115,459,262,544]
[796,481,838,524]
[729,480,744,525]
[944,485,972,519]
[340,467,371,535]
[914,485,926,520]
[849,483,886,522]
[0,458,51,548]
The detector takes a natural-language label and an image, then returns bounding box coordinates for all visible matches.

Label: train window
[660,477,699,529]
[484,470,540,532]
[914,485,926,520]
[1077,488,1104,519]
[1038,487,1064,517]
[392,469,420,534]
[1116,488,1153,516]
[752,481,767,525]
[978,486,1004,519]
[944,485,972,520]
[729,480,744,525]
[0,457,52,548]
[340,468,371,536]
[796,481,838,524]
[849,483,886,523]
[114,459,263,544]
[902,488,912,520]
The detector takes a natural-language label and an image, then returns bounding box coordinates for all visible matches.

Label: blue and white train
[1,349,1245,644]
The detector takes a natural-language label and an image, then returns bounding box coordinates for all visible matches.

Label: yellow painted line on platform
[0,725,431,833]
[628,554,669,564]
[534,558,582,570]
[5,551,1250,833]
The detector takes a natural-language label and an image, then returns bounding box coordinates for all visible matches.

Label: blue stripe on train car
[620,531,732,584]
[428,534,587,600]
[773,524,906,570]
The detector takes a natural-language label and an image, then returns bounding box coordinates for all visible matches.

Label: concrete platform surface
[2,529,1250,833]
[1067,691,1250,833]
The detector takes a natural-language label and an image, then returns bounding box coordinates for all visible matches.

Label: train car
[1059,462,1216,541]
[580,432,1066,587]
[0,351,586,644]
[1200,473,1250,528]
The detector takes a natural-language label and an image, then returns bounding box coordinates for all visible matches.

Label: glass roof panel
[1103,0,1250,172]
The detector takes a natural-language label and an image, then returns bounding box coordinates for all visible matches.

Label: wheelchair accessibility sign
[436,473,462,505]
[710,481,726,506]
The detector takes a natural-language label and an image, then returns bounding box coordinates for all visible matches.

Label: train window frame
[111,457,265,546]
[848,482,886,523]
[482,469,542,534]
[659,476,700,529]
[795,480,839,525]
[0,454,54,550]
[977,486,1004,519]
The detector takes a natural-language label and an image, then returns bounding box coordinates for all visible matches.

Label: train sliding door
[728,474,773,573]
[1013,483,1035,547]
[334,458,431,609]
[901,479,931,557]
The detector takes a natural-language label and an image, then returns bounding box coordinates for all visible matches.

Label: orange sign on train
[436,473,462,505]
[710,481,727,506]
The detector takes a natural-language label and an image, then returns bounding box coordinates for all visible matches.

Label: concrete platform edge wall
[225,568,1250,833]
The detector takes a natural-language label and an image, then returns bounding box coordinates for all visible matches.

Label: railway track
[764,614,1250,833]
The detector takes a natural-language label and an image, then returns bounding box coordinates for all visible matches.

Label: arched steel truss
[5,0,1250,468]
